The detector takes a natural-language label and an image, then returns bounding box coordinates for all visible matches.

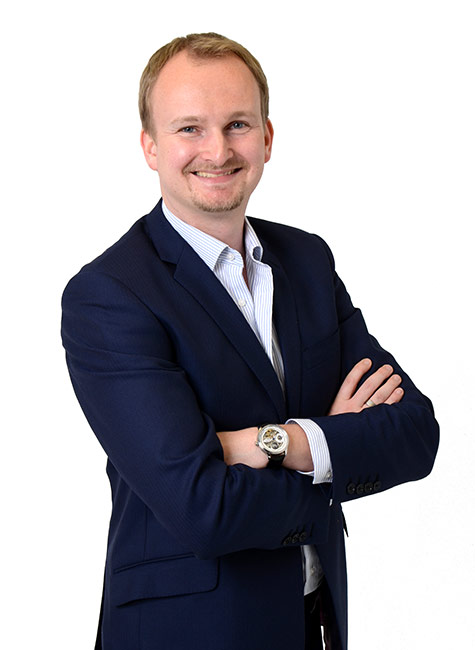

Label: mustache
[183,158,249,174]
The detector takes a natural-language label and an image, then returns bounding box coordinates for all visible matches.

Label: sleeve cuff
[286,418,333,484]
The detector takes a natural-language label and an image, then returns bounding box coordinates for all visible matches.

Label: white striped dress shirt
[162,202,332,594]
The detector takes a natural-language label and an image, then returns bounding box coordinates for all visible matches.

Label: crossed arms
[218,359,405,471]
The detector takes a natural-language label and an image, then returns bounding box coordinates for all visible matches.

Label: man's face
[141,51,273,224]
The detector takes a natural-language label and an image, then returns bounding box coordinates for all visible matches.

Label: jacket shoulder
[62,210,169,304]
[73,215,153,276]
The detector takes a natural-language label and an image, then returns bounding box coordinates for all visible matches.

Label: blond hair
[139,32,269,135]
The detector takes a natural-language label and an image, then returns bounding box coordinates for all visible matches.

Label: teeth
[194,170,236,178]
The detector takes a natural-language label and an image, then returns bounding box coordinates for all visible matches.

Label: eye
[179,126,197,134]
[229,121,248,130]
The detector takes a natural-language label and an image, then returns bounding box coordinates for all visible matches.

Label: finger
[336,358,373,400]
[356,364,394,406]
[384,387,404,405]
[368,373,402,405]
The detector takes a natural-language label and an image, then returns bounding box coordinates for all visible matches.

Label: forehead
[150,51,261,122]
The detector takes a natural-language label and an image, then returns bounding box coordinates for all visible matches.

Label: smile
[192,169,241,178]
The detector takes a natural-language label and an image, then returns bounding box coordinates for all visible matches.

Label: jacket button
[356,483,364,495]
[346,483,356,495]
[299,532,308,542]
[374,481,382,492]
[364,482,374,494]
[282,536,292,546]
[292,534,300,544]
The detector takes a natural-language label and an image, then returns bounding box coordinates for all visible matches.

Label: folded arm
[217,358,405,472]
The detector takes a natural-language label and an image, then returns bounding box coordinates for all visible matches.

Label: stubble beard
[189,187,247,214]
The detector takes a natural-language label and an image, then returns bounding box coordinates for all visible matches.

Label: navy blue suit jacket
[61,200,439,649]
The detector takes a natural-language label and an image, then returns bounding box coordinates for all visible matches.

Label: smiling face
[141,51,273,228]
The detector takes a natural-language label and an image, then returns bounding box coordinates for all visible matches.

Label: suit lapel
[145,202,287,421]
[262,247,302,417]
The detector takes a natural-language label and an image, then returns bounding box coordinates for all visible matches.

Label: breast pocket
[303,329,340,370]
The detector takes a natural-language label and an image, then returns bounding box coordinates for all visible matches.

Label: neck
[163,200,247,256]
[196,218,246,256]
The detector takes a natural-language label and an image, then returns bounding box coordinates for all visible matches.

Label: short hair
[139,32,269,136]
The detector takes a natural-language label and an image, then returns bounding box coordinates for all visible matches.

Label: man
[61,33,439,650]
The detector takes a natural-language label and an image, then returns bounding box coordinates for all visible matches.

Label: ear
[264,119,274,163]
[140,129,158,171]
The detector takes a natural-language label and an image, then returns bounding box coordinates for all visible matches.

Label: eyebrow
[168,116,201,129]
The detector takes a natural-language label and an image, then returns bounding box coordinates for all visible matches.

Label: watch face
[261,427,287,454]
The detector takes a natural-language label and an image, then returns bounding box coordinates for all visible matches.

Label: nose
[202,129,233,167]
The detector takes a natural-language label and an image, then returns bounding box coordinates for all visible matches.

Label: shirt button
[238,299,246,307]
[326,471,332,480]
[227,253,235,261]
[310,566,316,576]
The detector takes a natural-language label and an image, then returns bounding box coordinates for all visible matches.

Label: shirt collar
[162,201,264,272]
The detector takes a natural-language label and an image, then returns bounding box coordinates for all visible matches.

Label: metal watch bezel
[256,424,289,458]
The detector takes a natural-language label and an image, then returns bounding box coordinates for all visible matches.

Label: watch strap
[266,453,286,469]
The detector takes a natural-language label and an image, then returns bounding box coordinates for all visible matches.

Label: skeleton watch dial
[256,425,289,462]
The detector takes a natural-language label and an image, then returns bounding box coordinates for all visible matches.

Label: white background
[2,1,474,648]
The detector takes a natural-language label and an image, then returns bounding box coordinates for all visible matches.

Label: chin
[191,192,246,214]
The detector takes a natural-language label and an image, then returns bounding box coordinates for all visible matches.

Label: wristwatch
[256,424,289,468]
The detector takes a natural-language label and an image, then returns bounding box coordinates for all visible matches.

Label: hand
[328,358,404,416]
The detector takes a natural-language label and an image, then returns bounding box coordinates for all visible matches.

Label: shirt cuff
[286,418,333,484]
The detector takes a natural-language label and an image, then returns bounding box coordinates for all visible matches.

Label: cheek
[243,137,268,168]
[157,142,196,176]
[244,148,267,177]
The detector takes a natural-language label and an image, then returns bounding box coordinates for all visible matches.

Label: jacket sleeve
[61,269,333,559]
[309,242,439,505]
